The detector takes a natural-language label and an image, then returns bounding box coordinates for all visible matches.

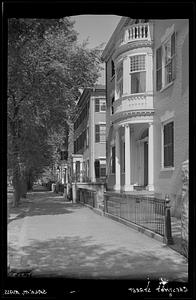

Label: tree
[8,17,103,206]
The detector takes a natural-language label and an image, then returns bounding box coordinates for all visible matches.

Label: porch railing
[77,188,97,208]
[104,194,166,237]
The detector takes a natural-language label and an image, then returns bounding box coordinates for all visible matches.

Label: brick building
[71,85,106,183]
[101,18,189,207]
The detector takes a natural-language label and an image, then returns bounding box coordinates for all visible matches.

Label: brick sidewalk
[8,190,188,281]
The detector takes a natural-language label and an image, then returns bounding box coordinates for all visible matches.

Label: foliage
[7,17,103,205]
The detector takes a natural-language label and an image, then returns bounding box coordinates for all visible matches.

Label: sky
[71,15,122,84]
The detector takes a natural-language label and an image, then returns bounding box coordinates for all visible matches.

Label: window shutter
[164,122,174,167]
[156,47,162,91]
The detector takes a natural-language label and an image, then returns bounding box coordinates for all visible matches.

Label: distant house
[71,85,106,183]
[101,18,189,204]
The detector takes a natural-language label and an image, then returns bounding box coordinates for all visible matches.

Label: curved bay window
[130,55,146,94]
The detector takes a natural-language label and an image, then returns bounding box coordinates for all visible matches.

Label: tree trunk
[12,164,21,207]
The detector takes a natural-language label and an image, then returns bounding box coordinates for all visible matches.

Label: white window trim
[129,53,147,95]
[161,117,175,171]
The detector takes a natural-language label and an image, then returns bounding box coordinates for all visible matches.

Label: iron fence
[104,193,166,237]
[77,188,96,208]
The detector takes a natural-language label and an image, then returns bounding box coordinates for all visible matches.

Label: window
[100,99,106,111]
[95,124,106,143]
[163,121,174,167]
[156,32,176,91]
[111,60,115,77]
[111,146,115,174]
[116,62,123,98]
[130,55,146,93]
[164,33,175,85]
[100,160,106,177]
[95,159,106,178]
[95,98,100,112]
[95,98,106,112]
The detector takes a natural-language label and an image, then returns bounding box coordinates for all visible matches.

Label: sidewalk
[8,189,188,281]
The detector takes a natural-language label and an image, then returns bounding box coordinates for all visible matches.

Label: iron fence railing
[104,193,166,237]
[77,188,97,208]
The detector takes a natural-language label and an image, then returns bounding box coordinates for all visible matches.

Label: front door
[144,142,148,186]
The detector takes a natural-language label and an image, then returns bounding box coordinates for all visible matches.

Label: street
[8,189,188,280]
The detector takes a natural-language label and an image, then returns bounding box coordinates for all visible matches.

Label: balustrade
[117,23,151,46]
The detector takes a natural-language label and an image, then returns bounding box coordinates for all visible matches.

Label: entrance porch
[113,122,154,192]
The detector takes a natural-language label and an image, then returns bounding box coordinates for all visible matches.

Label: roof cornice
[101,17,130,62]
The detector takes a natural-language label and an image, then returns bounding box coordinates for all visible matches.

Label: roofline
[101,16,129,62]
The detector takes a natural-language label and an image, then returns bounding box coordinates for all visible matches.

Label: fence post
[164,194,174,245]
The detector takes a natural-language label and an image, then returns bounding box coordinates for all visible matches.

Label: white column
[115,128,121,190]
[124,124,134,191]
[72,160,76,182]
[148,122,154,191]
[80,160,83,182]
[146,52,153,109]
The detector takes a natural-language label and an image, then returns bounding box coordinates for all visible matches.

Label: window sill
[159,81,174,93]
[161,167,175,172]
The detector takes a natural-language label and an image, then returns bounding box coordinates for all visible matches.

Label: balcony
[116,23,152,47]
[112,94,154,121]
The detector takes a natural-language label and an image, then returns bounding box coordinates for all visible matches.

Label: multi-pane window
[164,33,176,85]
[116,62,123,98]
[95,98,100,112]
[163,121,174,167]
[95,98,106,112]
[130,55,146,94]
[111,146,115,174]
[95,124,106,143]
[156,32,176,91]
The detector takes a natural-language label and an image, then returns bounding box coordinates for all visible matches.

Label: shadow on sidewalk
[9,235,187,281]
[8,190,82,222]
